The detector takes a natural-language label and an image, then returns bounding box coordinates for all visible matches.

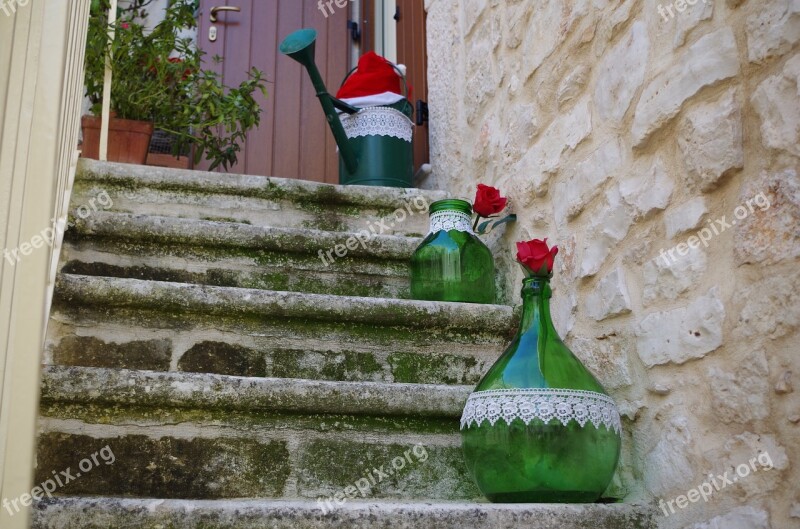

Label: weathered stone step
[38,366,476,501]
[47,274,515,385]
[41,366,470,416]
[62,211,417,298]
[74,159,445,236]
[32,497,655,529]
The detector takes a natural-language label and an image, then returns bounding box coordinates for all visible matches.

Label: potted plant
[82,0,267,170]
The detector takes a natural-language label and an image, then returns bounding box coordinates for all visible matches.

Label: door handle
[209,6,241,22]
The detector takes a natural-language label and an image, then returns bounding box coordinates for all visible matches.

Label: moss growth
[388,351,482,385]
[178,341,266,377]
[53,335,171,371]
[52,302,511,359]
[268,349,385,382]
[201,216,252,224]
[61,255,408,299]
[297,439,479,500]
[35,432,291,499]
[39,402,461,436]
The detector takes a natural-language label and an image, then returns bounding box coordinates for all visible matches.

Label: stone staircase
[32,159,654,528]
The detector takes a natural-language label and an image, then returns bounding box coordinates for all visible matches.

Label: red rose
[516,238,558,276]
[473,184,507,217]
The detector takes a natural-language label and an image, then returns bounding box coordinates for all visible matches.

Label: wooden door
[197,0,350,183]
[395,0,429,171]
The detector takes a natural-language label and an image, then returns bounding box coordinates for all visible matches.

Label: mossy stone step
[32,497,656,529]
[62,211,417,298]
[75,159,445,236]
[38,366,477,501]
[41,366,471,416]
[48,274,516,385]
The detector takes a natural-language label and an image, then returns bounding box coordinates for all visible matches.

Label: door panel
[197,0,350,182]
[395,0,429,170]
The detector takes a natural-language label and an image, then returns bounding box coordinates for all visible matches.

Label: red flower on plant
[473,184,507,217]
[516,238,558,276]
[120,22,130,29]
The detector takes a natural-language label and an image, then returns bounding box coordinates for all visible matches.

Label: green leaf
[475,214,517,235]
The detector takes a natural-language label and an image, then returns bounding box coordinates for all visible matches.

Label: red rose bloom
[473,184,507,217]
[516,238,558,276]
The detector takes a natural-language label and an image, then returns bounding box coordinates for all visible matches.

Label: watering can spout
[279,28,359,174]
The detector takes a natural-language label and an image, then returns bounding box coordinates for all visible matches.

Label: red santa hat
[336,51,412,107]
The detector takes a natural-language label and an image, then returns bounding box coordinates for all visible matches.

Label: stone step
[74,159,445,236]
[38,366,476,501]
[32,497,655,529]
[62,211,419,299]
[47,274,515,385]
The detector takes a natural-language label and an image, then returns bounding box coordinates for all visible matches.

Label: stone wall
[423,0,799,527]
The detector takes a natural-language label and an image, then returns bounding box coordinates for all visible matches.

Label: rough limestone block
[631,27,739,146]
[521,0,590,79]
[688,507,770,529]
[643,245,707,306]
[672,0,714,48]
[579,186,633,278]
[635,288,725,367]
[512,96,593,199]
[569,333,634,389]
[643,416,696,496]
[745,0,800,63]
[704,431,790,498]
[677,88,744,192]
[735,167,800,265]
[707,349,770,423]
[664,197,708,239]
[557,64,591,108]
[620,157,674,218]
[751,54,800,158]
[595,20,649,123]
[594,21,650,123]
[554,140,624,224]
[585,267,632,321]
[735,274,800,340]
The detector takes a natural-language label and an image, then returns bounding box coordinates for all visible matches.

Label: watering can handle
[339,62,409,100]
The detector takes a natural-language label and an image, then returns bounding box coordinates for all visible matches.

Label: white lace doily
[341,107,413,142]
[428,210,474,235]
[460,388,621,434]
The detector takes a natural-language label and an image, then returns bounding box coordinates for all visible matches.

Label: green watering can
[279,28,414,188]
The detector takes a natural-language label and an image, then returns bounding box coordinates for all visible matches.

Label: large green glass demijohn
[410,199,495,304]
[461,239,621,502]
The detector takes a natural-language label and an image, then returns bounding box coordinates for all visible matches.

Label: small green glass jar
[461,276,621,502]
[410,199,495,304]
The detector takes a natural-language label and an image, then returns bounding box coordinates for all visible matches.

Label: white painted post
[99,0,118,161]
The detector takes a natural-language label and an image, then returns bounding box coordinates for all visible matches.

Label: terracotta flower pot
[81,115,154,164]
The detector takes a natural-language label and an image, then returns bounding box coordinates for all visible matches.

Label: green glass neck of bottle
[518,276,556,337]
[429,199,473,215]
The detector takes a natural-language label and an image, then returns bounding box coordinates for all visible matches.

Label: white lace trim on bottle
[428,210,474,235]
[460,388,622,434]
[340,107,413,142]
